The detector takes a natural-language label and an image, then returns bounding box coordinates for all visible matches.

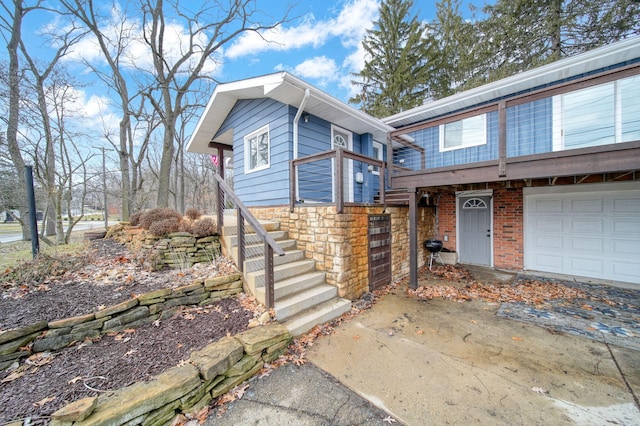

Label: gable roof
[384,36,640,129]
[186,72,394,154]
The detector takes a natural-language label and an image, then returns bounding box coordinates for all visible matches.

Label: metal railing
[213,173,285,309]
[290,148,386,213]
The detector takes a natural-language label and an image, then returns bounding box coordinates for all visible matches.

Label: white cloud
[293,56,339,87]
[226,0,379,63]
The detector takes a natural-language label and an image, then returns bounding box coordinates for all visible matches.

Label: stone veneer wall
[48,324,291,426]
[249,205,435,299]
[0,274,243,371]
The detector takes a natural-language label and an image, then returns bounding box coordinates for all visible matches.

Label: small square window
[244,125,270,173]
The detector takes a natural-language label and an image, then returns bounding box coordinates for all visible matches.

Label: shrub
[191,217,217,237]
[148,217,182,236]
[185,208,202,221]
[139,208,183,230]
[129,211,143,226]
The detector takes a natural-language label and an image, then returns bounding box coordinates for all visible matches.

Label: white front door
[524,182,640,285]
[331,125,354,202]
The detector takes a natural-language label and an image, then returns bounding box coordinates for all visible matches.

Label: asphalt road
[0,221,107,244]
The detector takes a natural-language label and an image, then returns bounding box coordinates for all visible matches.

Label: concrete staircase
[221,219,351,336]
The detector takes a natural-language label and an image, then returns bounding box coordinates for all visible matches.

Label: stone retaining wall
[250,205,434,299]
[108,225,221,270]
[48,324,292,426]
[0,274,243,371]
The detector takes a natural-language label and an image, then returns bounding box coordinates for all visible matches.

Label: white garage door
[524,182,640,285]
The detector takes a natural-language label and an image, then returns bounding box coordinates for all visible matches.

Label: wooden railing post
[237,211,245,273]
[336,148,344,214]
[264,241,274,309]
[216,179,223,235]
[289,160,296,212]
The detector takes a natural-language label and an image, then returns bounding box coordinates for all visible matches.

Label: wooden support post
[336,148,344,214]
[409,187,419,290]
[498,100,507,177]
[216,179,223,235]
[289,160,296,212]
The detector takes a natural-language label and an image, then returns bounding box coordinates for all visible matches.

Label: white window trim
[244,124,270,174]
[551,76,639,151]
[330,125,354,202]
[438,114,487,152]
[372,141,384,176]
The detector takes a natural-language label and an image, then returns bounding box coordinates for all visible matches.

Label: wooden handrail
[213,173,284,309]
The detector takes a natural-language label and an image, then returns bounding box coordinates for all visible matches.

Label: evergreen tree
[427,0,482,99]
[350,0,433,117]
[475,0,640,85]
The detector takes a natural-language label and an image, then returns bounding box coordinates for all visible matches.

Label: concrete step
[221,220,280,236]
[245,259,316,293]
[283,297,352,336]
[232,239,298,261]
[274,284,338,322]
[223,230,287,251]
[243,249,305,273]
[254,271,326,305]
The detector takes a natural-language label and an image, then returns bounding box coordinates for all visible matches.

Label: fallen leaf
[68,376,83,384]
[1,371,26,383]
[470,320,478,325]
[531,386,547,395]
[124,328,136,334]
[183,314,195,320]
[33,396,56,407]
[416,329,425,334]
[352,335,361,340]
[383,416,398,424]
[512,336,524,341]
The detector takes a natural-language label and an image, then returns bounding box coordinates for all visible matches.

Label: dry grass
[0,231,88,271]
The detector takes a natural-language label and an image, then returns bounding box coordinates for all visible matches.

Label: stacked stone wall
[0,274,242,371]
[250,205,434,299]
[108,225,221,270]
[44,324,291,426]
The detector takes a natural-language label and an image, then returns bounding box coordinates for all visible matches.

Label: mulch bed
[0,239,254,423]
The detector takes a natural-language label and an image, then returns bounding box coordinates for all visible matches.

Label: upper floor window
[244,125,270,173]
[439,114,487,152]
[553,74,640,150]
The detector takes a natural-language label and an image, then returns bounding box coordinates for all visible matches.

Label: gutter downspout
[292,88,310,201]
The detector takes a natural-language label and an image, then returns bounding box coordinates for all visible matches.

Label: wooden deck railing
[213,173,285,309]
[290,148,386,213]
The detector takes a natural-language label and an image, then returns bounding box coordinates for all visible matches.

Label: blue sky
[5,0,484,166]
[217,0,484,102]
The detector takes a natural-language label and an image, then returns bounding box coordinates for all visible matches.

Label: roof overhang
[186,72,395,154]
[384,36,640,129]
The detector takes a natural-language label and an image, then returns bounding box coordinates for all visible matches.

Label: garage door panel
[532,254,563,269]
[535,235,563,249]
[525,184,640,285]
[569,198,603,212]
[612,261,640,279]
[533,198,563,212]
[569,257,604,274]
[569,237,604,253]
[612,218,640,234]
[612,240,640,255]
[569,218,603,233]
[612,198,640,211]
[535,218,563,232]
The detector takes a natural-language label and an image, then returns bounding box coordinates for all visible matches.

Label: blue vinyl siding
[401,111,499,169]
[224,99,292,206]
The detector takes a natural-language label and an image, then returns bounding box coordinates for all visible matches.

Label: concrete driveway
[307,281,640,425]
